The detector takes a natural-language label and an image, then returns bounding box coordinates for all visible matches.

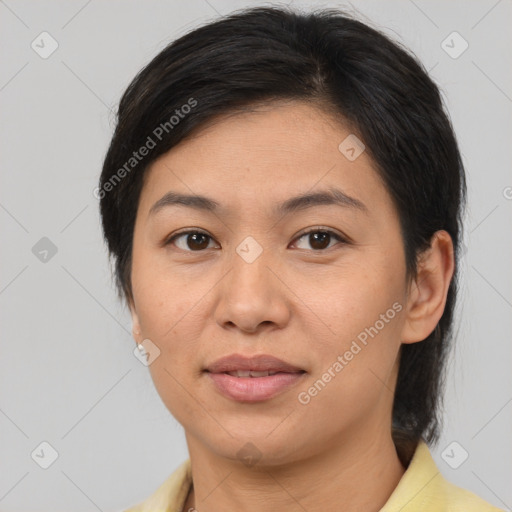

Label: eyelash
[164,227,349,252]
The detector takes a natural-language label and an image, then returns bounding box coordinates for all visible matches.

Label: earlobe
[401,230,455,344]
[128,299,142,341]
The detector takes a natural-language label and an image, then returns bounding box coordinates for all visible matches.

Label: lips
[204,354,306,402]
[225,370,281,377]
[205,354,304,374]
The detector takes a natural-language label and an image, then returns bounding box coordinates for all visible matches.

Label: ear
[127,296,142,344]
[401,230,455,344]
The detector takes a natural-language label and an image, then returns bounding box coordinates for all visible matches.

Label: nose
[213,247,291,335]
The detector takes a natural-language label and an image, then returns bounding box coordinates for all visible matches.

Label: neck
[183,429,406,512]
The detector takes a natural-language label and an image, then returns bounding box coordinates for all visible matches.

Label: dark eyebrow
[149,192,221,217]
[148,187,368,218]
[276,187,368,216]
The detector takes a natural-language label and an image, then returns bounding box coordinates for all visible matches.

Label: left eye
[165,228,346,252]
[292,229,346,251]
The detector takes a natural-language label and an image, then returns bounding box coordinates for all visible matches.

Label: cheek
[300,257,404,344]
[131,248,201,340]
[296,283,404,414]
[148,362,200,428]
[295,259,405,404]
[131,263,206,415]
[136,290,206,425]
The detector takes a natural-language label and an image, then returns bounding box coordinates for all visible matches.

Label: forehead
[137,101,391,221]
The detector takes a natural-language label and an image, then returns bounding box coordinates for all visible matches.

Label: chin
[196,427,307,467]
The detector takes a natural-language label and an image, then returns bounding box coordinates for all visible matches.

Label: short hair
[98,6,466,463]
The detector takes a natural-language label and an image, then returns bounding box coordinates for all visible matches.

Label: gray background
[0,0,511,510]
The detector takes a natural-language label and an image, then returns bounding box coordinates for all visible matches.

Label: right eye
[165,230,218,252]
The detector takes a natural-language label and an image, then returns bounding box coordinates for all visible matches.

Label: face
[129,101,411,465]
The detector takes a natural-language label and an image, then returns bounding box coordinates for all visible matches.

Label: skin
[128,101,454,512]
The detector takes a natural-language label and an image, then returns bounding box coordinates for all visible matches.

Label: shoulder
[380,440,505,511]
[439,477,504,511]
[123,459,192,512]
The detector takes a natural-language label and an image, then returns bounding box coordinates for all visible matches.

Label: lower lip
[206,371,306,402]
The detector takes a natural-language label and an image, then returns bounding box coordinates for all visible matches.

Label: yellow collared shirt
[125,440,504,511]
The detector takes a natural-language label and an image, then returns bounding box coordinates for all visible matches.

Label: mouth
[220,369,301,377]
[205,353,305,374]
[204,354,306,402]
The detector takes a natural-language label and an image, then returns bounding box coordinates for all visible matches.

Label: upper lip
[205,354,305,373]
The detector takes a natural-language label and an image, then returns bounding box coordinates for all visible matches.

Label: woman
[99,6,503,511]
